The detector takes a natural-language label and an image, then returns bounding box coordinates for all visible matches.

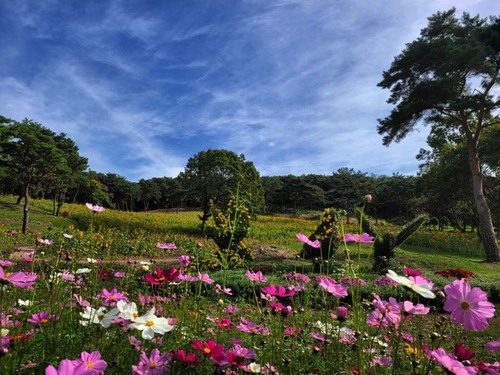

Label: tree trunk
[466,138,500,262]
[22,183,30,235]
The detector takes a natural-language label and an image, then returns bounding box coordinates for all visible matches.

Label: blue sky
[1,1,498,182]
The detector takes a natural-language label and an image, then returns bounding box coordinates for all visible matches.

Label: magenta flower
[155,242,177,250]
[192,339,225,360]
[245,270,268,283]
[318,277,348,298]
[144,267,179,286]
[296,233,321,248]
[170,349,201,365]
[403,267,422,277]
[343,233,374,244]
[454,343,475,361]
[85,203,105,212]
[0,267,37,288]
[27,311,60,326]
[74,351,107,374]
[485,339,500,351]
[443,279,495,331]
[270,301,294,317]
[261,283,296,298]
[132,348,170,375]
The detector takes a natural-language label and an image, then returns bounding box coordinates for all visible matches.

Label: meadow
[0,196,499,374]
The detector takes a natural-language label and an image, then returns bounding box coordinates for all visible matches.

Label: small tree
[299,207,342,260]
[205,196,253,269]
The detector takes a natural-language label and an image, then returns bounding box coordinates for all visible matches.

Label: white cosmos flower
[386,270,436,299]
[116,300,139,321]
[1,328,9,337]
[128,307,173,340]
[75,268,91,274]
[17,299,33,307]
[79,306,119,328]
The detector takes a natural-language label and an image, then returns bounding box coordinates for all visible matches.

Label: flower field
[0,199,499,374]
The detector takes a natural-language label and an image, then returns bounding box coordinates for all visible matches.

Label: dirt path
[6,244,298,268]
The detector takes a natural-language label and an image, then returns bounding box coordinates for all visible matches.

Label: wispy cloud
[0,0,497,181]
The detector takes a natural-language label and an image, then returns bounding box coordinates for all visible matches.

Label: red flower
[454,343,475,361]
[435,268,475,279]
[192,339,225,359]
[170,349,201,365]
[214,318,233,330]
[144,267,179,285]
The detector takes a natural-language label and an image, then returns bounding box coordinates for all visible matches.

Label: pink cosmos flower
[237,317,270,335]
[400,301,430,316]
[27,311,60,326]
[318,277,348,298]
[37,238,54,245]
[332,306,349,322]
[197,273,215,284]
[155,242,177,250]
[0,267,37,288]
[215,284,233,295]
[178,255,190,267]
[296,233,321,248]
[343,233,374,244]
[74,351,107,374]
[45,359,78,375]
[310,332,332,343]
[98,288,127,305]
[261,284,296,298]
[85,203,105,212]
[63,233,74,239]
[0,260,14,267]
[430,348,477,375]
[245,270,268,283]
[132,348,170,375]
[443,279,495,331]
[485,339,500,351]
[222,305,240,314]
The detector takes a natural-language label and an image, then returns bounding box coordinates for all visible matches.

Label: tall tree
[378,9,500,261]
[179,149,265,232]
[0,118,88,233]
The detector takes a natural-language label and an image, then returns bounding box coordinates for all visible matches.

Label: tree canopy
[179,149,265,231]
[0,117,88,233]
